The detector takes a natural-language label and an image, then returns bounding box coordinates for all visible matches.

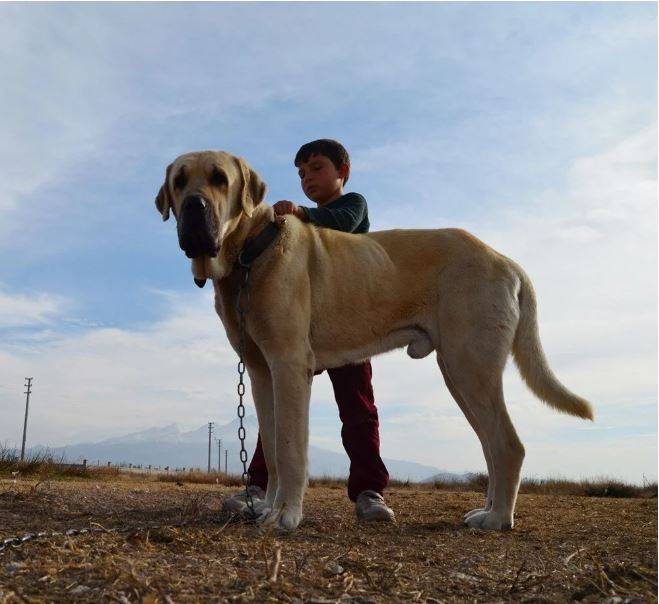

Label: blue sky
[0,3,656,483]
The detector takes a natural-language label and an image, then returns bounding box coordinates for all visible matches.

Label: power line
[20,378,33,461]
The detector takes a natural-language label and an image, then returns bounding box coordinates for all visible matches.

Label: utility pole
[207,422,214,472]
[224,449,228,474]
[20,378,33,461]
[215,437,222,473]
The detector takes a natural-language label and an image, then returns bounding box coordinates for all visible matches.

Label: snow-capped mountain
[32,416,454,482]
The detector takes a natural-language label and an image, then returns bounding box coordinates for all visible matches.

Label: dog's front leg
[260,352,312,531]
[245,360,277,515]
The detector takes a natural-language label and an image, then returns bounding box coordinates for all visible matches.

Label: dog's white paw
[464,510,513,530]
[463,502,492,520]
[464,507,486,521]
[259,505,302,531]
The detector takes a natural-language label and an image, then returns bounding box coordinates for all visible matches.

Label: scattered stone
[5,562,26,574]
[69,585,90,595]
[325,561,344,575]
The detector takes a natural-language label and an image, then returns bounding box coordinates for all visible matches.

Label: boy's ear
[340,162,350,185]
[155,163,173,221]
[234,156,267,217]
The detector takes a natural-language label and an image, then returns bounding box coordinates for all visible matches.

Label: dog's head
[155,151,267,281]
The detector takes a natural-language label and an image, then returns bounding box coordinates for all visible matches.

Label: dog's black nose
[178,195,216,258]
[181,195,207,215]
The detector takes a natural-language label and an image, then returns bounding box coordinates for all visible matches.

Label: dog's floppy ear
[155,163,174,221]
[234,156,267,218]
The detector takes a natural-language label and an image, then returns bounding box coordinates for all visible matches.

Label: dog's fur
[155,150,593,530]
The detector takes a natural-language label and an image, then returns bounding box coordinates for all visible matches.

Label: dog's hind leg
[457,377,524,530]
[436,352,494,518]
[442,339,524,529]
[437,277,524,529]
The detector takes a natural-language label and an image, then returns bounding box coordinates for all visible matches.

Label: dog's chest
[213,281,241,341]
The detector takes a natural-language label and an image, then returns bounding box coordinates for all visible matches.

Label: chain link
[235,265,257,520]
[0,521,194,554]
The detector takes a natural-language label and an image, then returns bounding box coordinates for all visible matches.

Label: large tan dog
[155,150,593,531]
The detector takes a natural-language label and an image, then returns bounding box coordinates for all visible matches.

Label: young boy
[224,139,394,522]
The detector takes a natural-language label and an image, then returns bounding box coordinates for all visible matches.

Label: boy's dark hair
[294,139,350,184]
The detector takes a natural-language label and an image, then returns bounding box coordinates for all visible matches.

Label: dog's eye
[210,168,227,188]
[173,170,187,190]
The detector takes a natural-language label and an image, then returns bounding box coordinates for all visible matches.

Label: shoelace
[360,490,386,504]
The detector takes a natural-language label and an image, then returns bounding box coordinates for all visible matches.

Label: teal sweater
[300,192,370,234]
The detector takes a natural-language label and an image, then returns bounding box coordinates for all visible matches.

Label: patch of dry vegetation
[157,471,242,487]
[0,475,656,602]
[0,447,121,481]
[3,449,655,500]
[432,474,658,499]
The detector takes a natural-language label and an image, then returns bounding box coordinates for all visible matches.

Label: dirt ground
[0,477,656,603]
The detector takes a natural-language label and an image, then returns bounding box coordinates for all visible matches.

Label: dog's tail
[512,267,594,420]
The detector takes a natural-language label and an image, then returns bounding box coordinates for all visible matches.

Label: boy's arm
[299,193,367,233]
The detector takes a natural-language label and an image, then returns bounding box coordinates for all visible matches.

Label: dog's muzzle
[177,195,218,259]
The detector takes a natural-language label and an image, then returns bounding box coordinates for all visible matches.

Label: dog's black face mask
[177,194,219,261]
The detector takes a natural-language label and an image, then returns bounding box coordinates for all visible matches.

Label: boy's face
[297,153,349,205]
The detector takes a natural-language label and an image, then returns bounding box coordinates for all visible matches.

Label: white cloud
[0,285,69,328]
[3,3,653,242]
[0,290,221,444]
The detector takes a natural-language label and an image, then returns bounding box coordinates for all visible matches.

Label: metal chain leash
[235,263,257,520]
[0,520,194,554]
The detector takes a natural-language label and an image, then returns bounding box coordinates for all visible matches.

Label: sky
[0,2,656,483]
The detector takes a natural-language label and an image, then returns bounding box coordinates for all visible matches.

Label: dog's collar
[236,220,282,269]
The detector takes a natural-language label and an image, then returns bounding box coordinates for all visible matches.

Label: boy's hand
[273,200,307,222]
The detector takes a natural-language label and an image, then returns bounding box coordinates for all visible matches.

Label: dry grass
[516,475,657,499]
[0,447,121,481]
[0,474,656,602]
[157,471,243,487]
[3,449,655,500]
[310,473,659,499]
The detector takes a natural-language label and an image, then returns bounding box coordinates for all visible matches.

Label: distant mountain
[421,471,475,484]
[97,416,260,447]
[31,416,453,482]
[100,424,183,445]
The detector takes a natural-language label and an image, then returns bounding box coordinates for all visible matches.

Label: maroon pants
[247,360,389,501]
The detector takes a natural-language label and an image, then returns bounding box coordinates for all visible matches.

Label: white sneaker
[355,490,395,522]
[221,485,266,515]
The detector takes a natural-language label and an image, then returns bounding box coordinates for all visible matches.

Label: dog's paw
[464,510,513,531]
[259,505,302,531]
[464,507,486,521]
[463,502,492,521]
